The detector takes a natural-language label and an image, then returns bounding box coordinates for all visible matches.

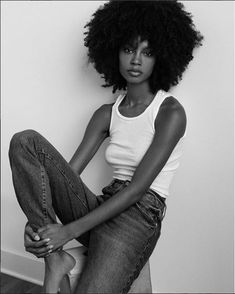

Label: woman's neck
[125,83,155,106]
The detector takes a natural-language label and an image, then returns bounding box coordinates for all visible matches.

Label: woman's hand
[37,224,71,251]
[24,223,52,258]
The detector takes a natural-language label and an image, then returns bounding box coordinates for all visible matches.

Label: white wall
[1,1,234,293]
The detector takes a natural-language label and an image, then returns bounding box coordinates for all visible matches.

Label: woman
[9,1,203,293]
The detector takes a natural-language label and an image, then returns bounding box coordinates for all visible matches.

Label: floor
[0,272,42,294]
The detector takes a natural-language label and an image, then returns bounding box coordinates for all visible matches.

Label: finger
[25,238,50,249]
[36,247,54,258]
[36,250,53,258]
[33,239,51,248]
[25,234,48,245]
[25,234,40,245]
[24,235,38,248]
[28,246,53,255]
[38,231,48,239]
[25,224,40,241]
[33,234,40,241]
[26,247,46,255]
[26,244,53,255]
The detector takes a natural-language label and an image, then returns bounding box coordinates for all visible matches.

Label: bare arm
[39,97,186,249]
[131,96,186,193]
[63,96,186,241]
[69,103,113,174]
[25,103,113,256]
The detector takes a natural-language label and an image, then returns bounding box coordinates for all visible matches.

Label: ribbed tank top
[105,89,186,198]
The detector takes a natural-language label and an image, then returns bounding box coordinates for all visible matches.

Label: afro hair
[84,0,203,93]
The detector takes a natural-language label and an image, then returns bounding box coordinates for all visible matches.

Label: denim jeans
[8,129,166,294]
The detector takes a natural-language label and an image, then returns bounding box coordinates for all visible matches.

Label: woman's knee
[9,129,39,156]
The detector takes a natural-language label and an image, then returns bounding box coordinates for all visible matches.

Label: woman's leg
[76,218,160,294]
[8,129,99,292]
[8,129,98,244]
[75,181,166,294]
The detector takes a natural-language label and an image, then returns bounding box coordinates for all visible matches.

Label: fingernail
[44,238,50,242]
[34,235,40,241]
[48,249,52,254]
[48,245,53,249]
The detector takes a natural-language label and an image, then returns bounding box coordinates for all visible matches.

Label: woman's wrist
[64,222,80,241]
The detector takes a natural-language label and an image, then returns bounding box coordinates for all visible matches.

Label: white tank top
[105,89,186,198]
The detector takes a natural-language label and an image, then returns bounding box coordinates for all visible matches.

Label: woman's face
[119,37,156,86]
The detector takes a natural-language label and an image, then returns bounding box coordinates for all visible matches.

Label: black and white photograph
[1,1,234,293]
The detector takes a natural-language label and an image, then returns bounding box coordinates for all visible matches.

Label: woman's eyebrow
[123,40,152,50]
[124,42,135,47]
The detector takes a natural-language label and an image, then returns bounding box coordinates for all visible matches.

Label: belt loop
[124,180,130,187]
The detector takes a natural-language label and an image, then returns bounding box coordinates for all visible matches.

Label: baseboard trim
[1,249,44,285]
[1,248,156,293]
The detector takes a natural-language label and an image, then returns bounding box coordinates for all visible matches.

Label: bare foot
[42,250,76,293]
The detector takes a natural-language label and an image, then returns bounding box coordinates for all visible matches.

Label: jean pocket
[135,191,166,227]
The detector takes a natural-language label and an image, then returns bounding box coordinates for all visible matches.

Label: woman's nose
[131,52,141,65]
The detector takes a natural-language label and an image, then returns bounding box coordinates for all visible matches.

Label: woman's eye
[122,46,154,57]
[123,47,134,54]
[143,50,153,57]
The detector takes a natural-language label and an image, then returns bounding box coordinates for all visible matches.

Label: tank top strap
[151,89,173,112]
[113,94,125,111]
[148,90,171,130]
[109,94,125,133]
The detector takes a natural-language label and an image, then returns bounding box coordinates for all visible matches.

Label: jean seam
[146,191,167,222]
[135,202,157,228]
[40,166,48,224]
[37,150,88,210]
[136,192,165,226]
[122,227,157,294]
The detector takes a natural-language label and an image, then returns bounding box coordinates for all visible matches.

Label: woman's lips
[127,70,142,77]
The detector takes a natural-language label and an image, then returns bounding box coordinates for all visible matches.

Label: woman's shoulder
[155,95,187,134]
[93,103,115,126]
[95,103,114,116]
[159,95,186,119]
